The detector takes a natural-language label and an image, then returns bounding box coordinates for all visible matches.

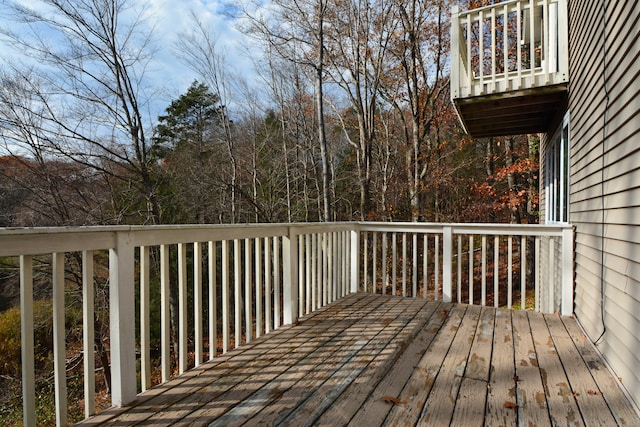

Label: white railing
[357,223,573,316]
[450,0,569,99]
[0,221,573,425]
[1,223,354,426]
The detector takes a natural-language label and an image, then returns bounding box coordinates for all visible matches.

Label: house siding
[558,0,640,408]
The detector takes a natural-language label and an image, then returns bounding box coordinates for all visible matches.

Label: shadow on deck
[79,293,639,426]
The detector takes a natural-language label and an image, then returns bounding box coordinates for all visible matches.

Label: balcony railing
[0,222,573,425]
[451,0,568,99]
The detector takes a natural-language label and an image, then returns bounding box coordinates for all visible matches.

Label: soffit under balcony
[453,83,568,138]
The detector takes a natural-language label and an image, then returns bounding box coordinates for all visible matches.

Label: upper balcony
[450,0,569,138]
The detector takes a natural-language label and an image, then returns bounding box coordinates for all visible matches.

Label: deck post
[283,227,299,325]
[109,230,137,406]
[350,225,360,293]
[443,226,453,302]
[450,5,460,100]
[557,0,569,81]
[561,226,574,315]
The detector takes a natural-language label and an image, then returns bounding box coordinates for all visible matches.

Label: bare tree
[374,107,401,220]
[256,47,326,222]
[324,0,397,220]
[380,0,451,221]
[0,70,113,226]
[264,47,295,223]
[241,0,334,221]
[0,0,161,224]
[174,14,243,223]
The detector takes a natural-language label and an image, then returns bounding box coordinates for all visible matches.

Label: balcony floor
[80,293,639,426]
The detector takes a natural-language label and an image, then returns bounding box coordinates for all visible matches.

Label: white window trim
[545,112,570,223]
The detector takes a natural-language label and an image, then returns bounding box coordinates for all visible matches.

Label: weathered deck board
[207,297,414,426]
[464,306,494,382]
[449,306,495,427]
[544,314,618,426]
[347,302,450,426]
[405,304,481,425]
[382,305,467,426]
[512,309,552,427]
[529,311,584,426]
[484,308,517,426]
[152,295,395,426]
[310,300,440,426]
[78,293,640,427]
[450,377,488,427]
[560,315,640,426]
[277,299,429,427]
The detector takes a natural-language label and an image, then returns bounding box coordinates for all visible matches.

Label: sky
[144,0,256,103]
[0,0,260,118]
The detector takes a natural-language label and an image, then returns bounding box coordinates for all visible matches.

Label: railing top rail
[457,0,557,18]
[0,221,358,235]
[0,222,357,257]
[356,221,572,236]
[0,223,290,236]
[0,221,572,257]
[288,222,356,234]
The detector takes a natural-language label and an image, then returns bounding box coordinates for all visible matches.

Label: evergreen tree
[154,81,224,155]
[153,81,228,223]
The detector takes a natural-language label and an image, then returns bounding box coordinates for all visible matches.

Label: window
[545,113,570,223]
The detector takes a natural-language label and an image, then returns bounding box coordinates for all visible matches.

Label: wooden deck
[80,293,640,426]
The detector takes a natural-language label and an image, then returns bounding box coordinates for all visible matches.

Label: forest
[0,0,538,228]
[0,0,539,423]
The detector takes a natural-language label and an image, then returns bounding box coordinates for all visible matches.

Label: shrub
[0,300,54,379]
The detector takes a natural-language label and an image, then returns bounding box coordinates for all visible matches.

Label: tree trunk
[95,327,112,395]
[526,134,539,287]
[315,22,332,222]
[485,137,495,178]
[505,137,521,224]
[223,118,237,224]
[484,137,496,222]
[281,115,293,223]
[527,134,538,223]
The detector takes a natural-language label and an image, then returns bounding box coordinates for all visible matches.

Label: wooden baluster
[160,244,170,381]
[209,241,218,357]
[178,243,187,372]
[194,242,203,365]
[139,247,150,389]
[222,240,230,352]
[245,238,253,342]
[83,250,96,413]
[264,237,271,333]
[21,255,36,427]
[254,239,262,338]
[481,235,487,306]
[494,236,499,308]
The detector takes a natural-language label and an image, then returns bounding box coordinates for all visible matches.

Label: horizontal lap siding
[567,0,640,408]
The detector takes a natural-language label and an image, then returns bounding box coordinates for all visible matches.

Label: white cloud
[0,0,260,119]
[143,0,259,113]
